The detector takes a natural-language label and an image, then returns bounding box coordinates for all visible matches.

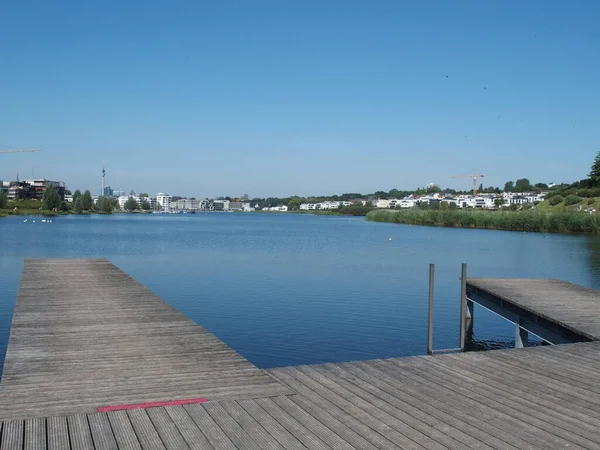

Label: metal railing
[426,263,469,355]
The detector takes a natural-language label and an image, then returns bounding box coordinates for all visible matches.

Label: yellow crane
[451,170,484,196]
[0,149,41,154]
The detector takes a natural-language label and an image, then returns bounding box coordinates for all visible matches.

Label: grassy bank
[366,208,600,234]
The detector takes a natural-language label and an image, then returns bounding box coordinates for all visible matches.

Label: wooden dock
[0,259,290,420]
[2,261,600,449]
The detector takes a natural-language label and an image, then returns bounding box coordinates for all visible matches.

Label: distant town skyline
[1,1,598,196]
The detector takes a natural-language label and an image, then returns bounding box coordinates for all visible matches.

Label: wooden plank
[67,414,94,450]
[348,361,521,450]
[184,403,236,450]
[439,353,600,430]
[146,407,189,450]
[88,413,118,450]
[220,400,285,450]
[47,416,70,450]
[237,399,306,450]
[382,358,586,450]
[277,365,421,450]
[24,417,46,450]
[255,396,346,450]
[107,410,141,450]
[368,359,548,450]
[336,363,499,450]
[267,368,400,450]
[312,364,460,450]
[286,394,380,450]
[297,365,431,450]
[164,405,213,450]
[203,402,262,450]
[1,420,24,450]
[272,395,356,450]
[126,409,165,450]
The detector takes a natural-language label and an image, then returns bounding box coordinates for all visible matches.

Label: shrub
[588,198,596,206]
[549,195,564,206]
[564,195,581,206]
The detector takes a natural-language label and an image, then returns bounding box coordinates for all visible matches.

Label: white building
[156,193,172,212]
[397,199,415,208]
[376,199,391,208]
[176,199,200,210]
[268,205,289,212]
[118,195,142,209]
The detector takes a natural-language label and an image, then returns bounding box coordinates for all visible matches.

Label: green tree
[504,181,514,192]
[440,201,448,210]
[494,198,504,207]
[97,196,114,213]
[515,178,532,192]
[140,199,151,210]
[72,189,82,203]
[589,151,600,187]
[42,184,61,210]
[0,191,7,209]
[81,190,93,210]
[139,193,149,198]
[59,201,70,212]
[124,196,138,211]
[287,196,303,211]
[74,198,83,214]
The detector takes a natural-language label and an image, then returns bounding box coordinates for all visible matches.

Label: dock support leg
[465,299,474,349]
[515,320,529,348]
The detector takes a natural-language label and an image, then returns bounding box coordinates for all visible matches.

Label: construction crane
[451,170,484,196]
[0,149,41,154]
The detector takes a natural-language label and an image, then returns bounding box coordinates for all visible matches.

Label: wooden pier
[2,260,600,449]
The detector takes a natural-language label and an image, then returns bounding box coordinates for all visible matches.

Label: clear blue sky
[1,1,598,197]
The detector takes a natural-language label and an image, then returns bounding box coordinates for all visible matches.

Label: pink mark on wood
[98,397,208,412]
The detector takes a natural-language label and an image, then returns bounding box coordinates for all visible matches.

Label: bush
[549,195,564,206]
[564,195,581,206]
[588,198,596,206]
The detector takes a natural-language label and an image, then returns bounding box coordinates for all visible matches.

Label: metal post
[427,264,434,355]
[459,263,467,351]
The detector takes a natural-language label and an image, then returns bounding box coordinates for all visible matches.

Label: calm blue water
[1,213,600,371]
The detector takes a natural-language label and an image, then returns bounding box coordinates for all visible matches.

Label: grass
[366,208,600,234]
[535,196,600,213]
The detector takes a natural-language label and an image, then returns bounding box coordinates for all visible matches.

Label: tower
[101,162,106,196]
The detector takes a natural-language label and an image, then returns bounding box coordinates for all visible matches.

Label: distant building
[156,193,172,212]
[176,199,200,210]
[229,201,251,211]
[7,179,65,201]
[213,200,230,211]
[118,196,141,209]
[103,186,114,197]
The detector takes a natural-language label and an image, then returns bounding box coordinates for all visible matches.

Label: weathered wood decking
[2,261,600,449]
[467,278,600,340]
[0,259,290,420]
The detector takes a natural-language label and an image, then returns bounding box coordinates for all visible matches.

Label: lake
[1,213,600,372]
